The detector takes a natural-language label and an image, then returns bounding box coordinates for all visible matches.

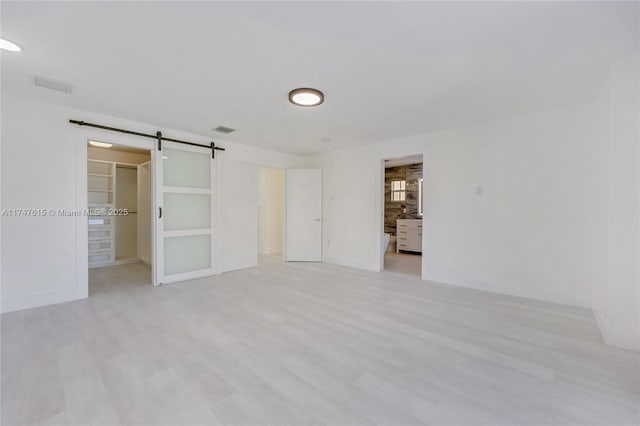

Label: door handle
[158,207,162,219]
[312,218,321,222]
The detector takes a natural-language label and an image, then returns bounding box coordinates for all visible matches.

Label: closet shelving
[88,159,116,267]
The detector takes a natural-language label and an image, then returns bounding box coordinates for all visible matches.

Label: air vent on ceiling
[33,76,73,94]
[213,126,235,134]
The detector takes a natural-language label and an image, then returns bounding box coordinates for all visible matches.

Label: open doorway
[87,140,153,286]
[258,166,285,262]
[382,154,423,276]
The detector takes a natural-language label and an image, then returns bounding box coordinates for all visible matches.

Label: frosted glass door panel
[163,148,210,188]
[156,141,216,284]
[163,193,210,231]
[164,235,211,276]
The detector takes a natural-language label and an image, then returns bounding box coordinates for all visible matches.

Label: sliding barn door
[285,169,322,261]
[155,142,216,284]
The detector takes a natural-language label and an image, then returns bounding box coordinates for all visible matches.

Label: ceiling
[2,1,637,155]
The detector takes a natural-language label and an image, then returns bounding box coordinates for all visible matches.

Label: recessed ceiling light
[0,38,21,52]
[89,141,113,148]
[289,88,324,107]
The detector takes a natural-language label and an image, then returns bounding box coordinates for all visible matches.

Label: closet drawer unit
[89,250,114,259]
[88,228,114,240]
[88,252,115,265]
[88,240,114,253]
[88,216,114,227]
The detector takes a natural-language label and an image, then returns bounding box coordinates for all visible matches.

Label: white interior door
[155,142,216,284]
[220,160,258,272]
[286,169,322,261]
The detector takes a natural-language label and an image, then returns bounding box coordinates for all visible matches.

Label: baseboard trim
[593,309,640,352]
[322,256,379,272]
[1,287,87,314]
[593,310,610,344]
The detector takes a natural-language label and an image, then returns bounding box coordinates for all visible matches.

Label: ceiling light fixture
[0,38,21,52]
[89,141,113,148]
[289,88,324,107]
[213,126,236,134]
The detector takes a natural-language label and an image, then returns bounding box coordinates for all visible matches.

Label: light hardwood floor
[2,257,638,426]
[383,252,421,277]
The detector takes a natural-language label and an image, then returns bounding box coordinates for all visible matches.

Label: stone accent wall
[385,163,423,234]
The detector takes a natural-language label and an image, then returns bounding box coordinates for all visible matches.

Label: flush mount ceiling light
[213,126,236,134]
[0,38,21,52]
[89,140,112,148]
[289,88,324,107]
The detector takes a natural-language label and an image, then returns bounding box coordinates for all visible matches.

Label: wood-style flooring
[383,252,421,277]
[2,257,638,425]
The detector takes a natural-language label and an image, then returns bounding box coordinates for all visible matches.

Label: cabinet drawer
[89,252,114,265]
[397,220,422,229]
[408,233,422,249]
[89,229,113,240]
[88,216,114,227]
[88,240,113,252]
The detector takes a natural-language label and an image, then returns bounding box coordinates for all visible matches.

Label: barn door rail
[69,119,225,158]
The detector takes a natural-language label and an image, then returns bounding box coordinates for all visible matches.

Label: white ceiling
[1,1,637,155]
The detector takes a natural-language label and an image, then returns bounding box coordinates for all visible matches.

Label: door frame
[79,131,158,294]
[377,152,428,278]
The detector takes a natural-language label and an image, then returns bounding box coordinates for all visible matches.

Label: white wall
[0,94,302,313]
[220,161,259,272]
[594,54,640,351]
[258,167,285,255]
[306,101,608,309]
[114,166,138,260]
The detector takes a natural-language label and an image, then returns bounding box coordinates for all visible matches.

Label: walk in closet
[87,143,151,268]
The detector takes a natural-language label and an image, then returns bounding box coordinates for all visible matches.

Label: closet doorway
[87,141,153,284]
[258,166,285,261]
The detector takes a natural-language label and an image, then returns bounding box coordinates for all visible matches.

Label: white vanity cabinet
[396,219,422,253]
